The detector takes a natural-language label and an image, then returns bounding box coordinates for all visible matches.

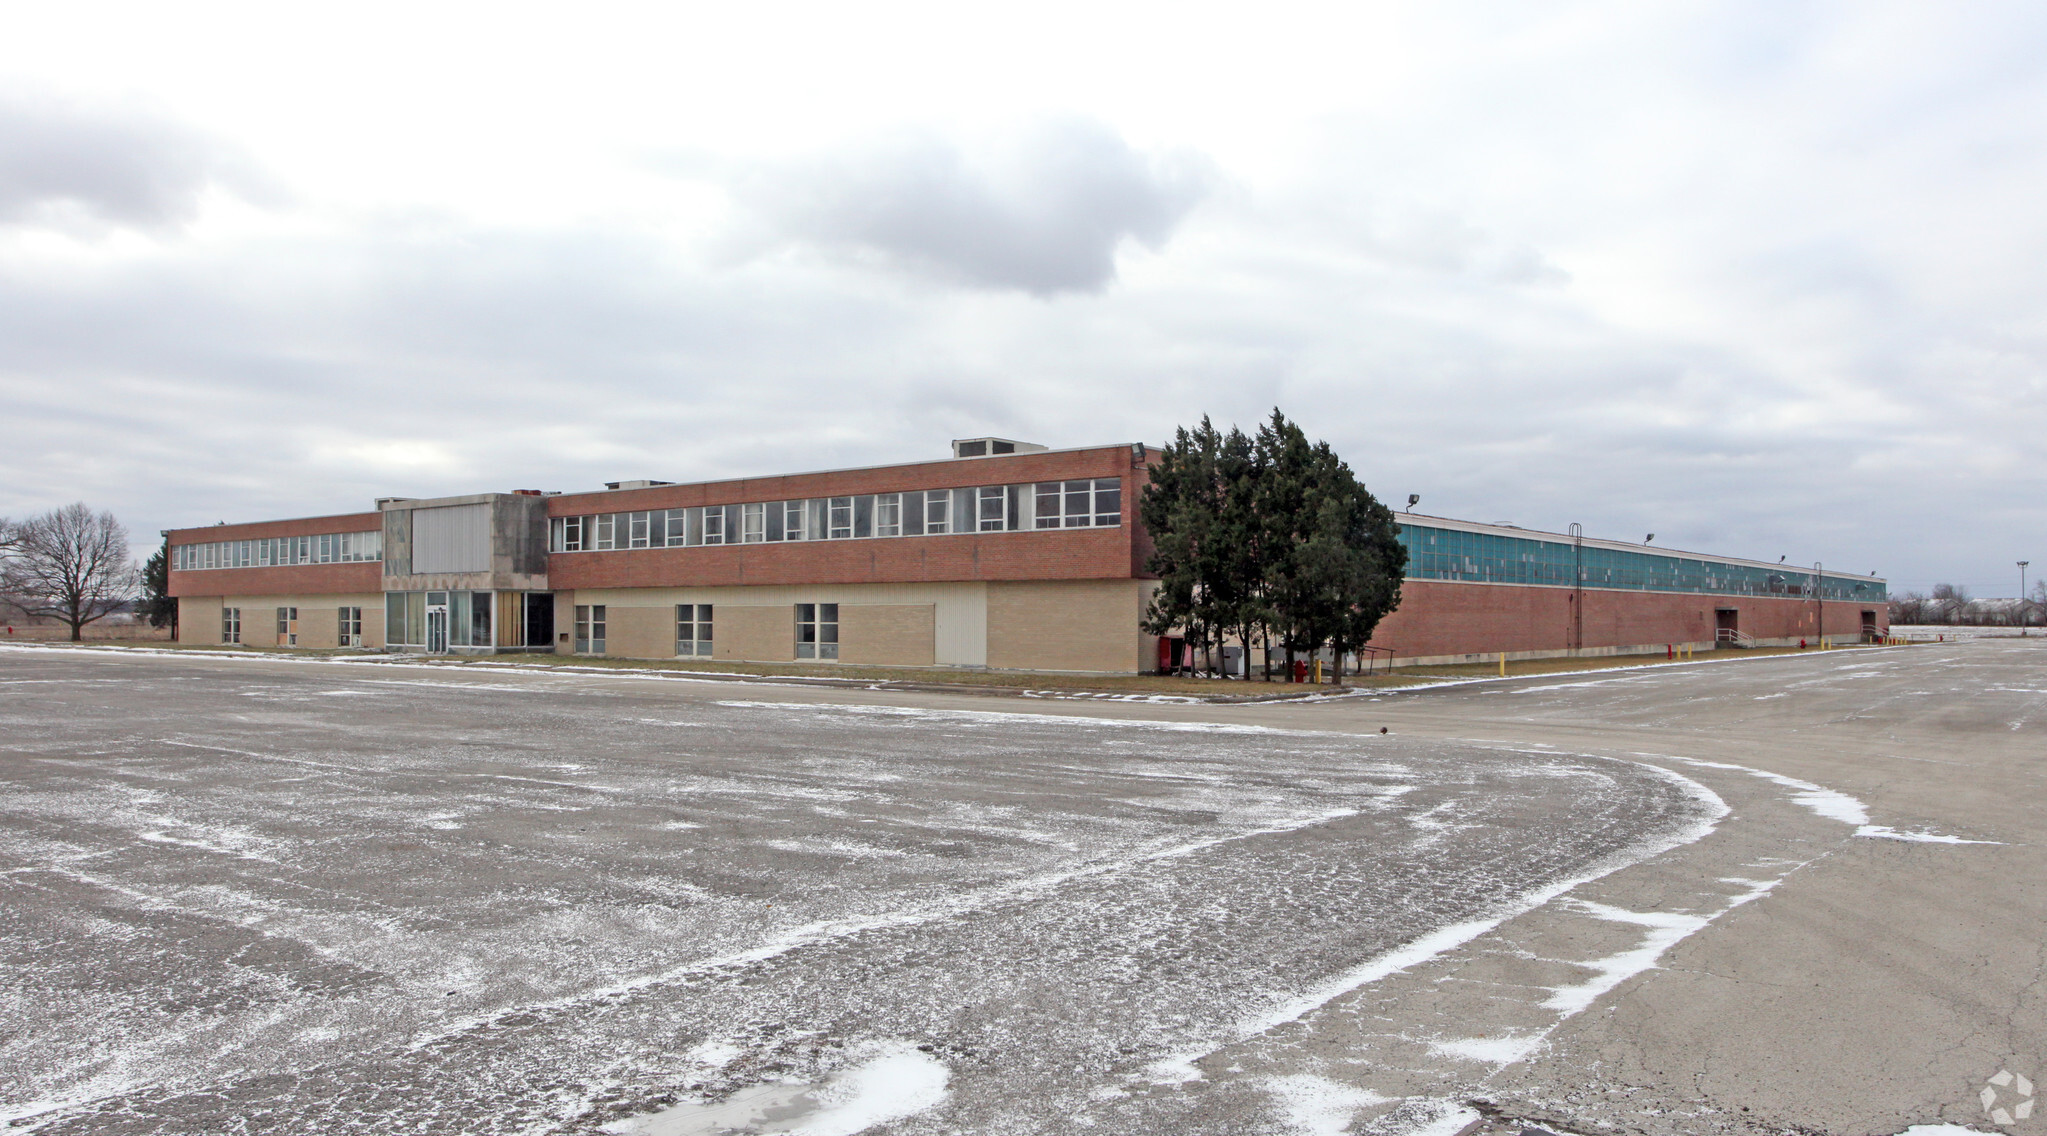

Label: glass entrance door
[426,604,449,653]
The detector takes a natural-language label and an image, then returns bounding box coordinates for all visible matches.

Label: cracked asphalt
[0,639,2040,1135]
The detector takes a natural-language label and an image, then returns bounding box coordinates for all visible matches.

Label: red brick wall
[549,446,1146,516]
[167,512,386,600]
[549,446,1156,588]
[1367,580,1889,658]
[548,526,1138,589]
[169,563,382,599]
[167,512,381,545]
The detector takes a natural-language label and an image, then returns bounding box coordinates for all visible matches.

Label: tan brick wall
[178,596,222,644]
[600,605,675,659]
[714,606,797,662]
[986,580,1144,673]
[177,593,382,648]
[840,604,936,666]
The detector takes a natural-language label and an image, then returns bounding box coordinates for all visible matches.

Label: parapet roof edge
[167,510,381,539]
[550,442,1158,502]
[1394,512,1885,585]
[377,492,521,511]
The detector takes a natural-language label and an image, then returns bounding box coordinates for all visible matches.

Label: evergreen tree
[141,536,177,631]
[1142,410,1407,681]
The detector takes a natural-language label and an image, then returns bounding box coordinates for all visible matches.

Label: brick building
[165,439,1888,672]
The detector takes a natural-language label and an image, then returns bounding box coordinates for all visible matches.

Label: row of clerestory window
[550,480,1121,553]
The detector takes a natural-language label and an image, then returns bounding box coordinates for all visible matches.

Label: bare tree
[1889,590,1929,625]
[1929,582,1971,625]
[0,504,138,641]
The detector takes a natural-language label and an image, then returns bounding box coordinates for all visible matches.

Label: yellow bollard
[1499,651,1506,676]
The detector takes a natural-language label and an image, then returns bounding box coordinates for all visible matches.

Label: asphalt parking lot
[1,641,2041,1135]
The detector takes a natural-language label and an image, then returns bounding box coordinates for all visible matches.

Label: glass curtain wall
[384,591,496,650]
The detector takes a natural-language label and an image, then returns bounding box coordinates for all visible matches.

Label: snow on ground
[0,649,1719,1135]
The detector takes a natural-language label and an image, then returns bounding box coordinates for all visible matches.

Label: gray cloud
[0,89,254,232]
[731,119,1213,295]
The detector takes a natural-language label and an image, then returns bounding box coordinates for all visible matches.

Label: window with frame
[782,500,807,541]
[742,503,766,543]
[828,497,854,539]
[629,511,652,548]
[574,604,607,653]
[977,485,1008,531]
[1033,478,1122,527]
[276,606,298,646]
[594,514,617,550]
[338,606,363,648]
[221,606,241,644]
[1090,478,1121,525]
[676,603,713,656]
[923,491,950,534]
[874,493,902,537]
[795,602,838,660]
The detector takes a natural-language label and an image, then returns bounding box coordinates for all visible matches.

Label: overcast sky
[2,1,2042,594]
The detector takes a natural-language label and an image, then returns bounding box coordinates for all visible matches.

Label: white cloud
[718,118,1213,294]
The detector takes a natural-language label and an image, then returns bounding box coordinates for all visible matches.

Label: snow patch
[686,1040,742,1067]
[1857,826,2002,845]
[1145,758,1731,1083]
[1660,756,2001,844]
[607,1042,948,1136]
[1265,1075,1387,1136]
[1429,1034,1543,1065]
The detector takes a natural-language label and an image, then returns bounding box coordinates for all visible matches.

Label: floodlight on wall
[1407,494,1420,509]
[1645,534,1655,544]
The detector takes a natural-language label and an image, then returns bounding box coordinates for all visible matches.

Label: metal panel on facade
[411,504,490,574]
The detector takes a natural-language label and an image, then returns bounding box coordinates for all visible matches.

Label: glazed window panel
[795,602,838,660]
[676,603,713,656]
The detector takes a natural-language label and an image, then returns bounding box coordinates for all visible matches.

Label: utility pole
[2022,561,2031,637]
[1814,561,1823,644]
[1570,523,1584,655]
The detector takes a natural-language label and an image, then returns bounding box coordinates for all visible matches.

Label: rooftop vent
[604,480,676,491]
[951,437,1047,459]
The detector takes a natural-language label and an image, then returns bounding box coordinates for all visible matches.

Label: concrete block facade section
[559,583,981,666]
[839,604,936,666]
[987,580,1148,673]
[176,594,385,649]
[380,493,551,594]
[712,606,798,663]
